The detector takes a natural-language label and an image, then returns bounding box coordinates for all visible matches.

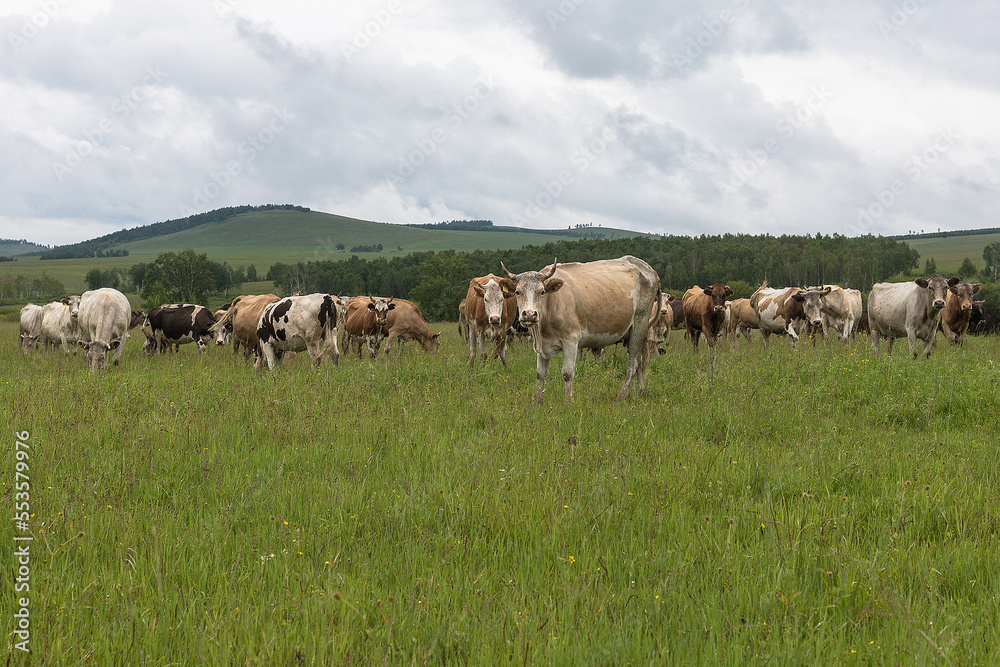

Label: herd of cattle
[14,255,999,400]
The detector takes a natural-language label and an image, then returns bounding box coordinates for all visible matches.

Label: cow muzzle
[489,315,501,326]
[520,311,538,325]
[933,299,946,309]
[811,318,822,326]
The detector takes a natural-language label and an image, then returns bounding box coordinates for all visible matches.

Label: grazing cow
[342,296,396,358]
[968,302,999,335]
[856,311,871,335]
[209,294,280,363]
[465,275,517,367]
[143,304,217,355]
[727,298,759,342]
[868,275,960,359]
[19,303,44,351]
[212,303,232,345]
[501,255,660,403]
[681,284,732,350]
[648,292,675,353]
[940,282,982,344]
[382,298,441,355]
[256,293,340,371]
[750,282,809,349]
[77,288,131,371]
[40,295,82,354]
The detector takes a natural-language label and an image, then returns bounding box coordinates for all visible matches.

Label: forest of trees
[265,233,922,322]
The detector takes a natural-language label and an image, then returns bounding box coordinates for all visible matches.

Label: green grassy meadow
[903,231,1000,275]
[3,322,1000,664]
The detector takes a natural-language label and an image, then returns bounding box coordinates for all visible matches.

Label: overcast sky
[2,0,998,246]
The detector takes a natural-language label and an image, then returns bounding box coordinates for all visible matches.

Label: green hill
[5,208,647,294]
[897,230,1000,275]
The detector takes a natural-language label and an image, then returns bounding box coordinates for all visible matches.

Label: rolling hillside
[3,208,647,293]
[899,230,1000,274]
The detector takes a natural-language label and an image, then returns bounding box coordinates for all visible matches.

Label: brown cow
[727,298,758,341]
[342,296,395,358]
[681,284,732,350]
[382,298,441,355]
[940,281,981,344]
[209,294,280,364]
[465,275,517,367]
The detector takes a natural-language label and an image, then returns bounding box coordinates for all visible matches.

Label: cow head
[795,287,829,328]
[702,284,733,314]
[916,275,961,310]
[142,332,158,356]
[63,295,82,318]
[659,292,676,317]
[949,282,981,311]
[422,331,442,353]
[129,310,146,330]
[501,258,562,327]
[367,297,396,326]
[971,301,986,324]
[84,340,120,371]
[474,278,516,326]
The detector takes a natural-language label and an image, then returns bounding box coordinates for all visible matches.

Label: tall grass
[2,323,999,665]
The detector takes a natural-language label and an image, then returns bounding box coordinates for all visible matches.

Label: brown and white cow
[869,275,960,359]
[681,284,732,350]
[727,298,758,342]
[143,304,217,355]
[940,281,981,345]
[342,296,396,358]
[501,255,660,403]
[382,298,441,355]
[209,294,280,363]
[465,275,517,367]
[212,303,233,345]
[77,288,131,371]
[40,295,82,354]
[19,303,44,352]
[750,283,809,349]
[256,293,340,371]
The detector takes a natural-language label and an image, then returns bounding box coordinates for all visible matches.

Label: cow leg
[534,353,553,404]
[497,335,508,366]
[468,324,478,367]
[111,341,125,366]
[383,332,398,356]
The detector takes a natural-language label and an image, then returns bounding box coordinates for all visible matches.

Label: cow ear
[666,293,676,302]
[972,284,981,294]
[702,287,713,296]
[724,286,733,297]
[822,286,832,295]
[387,302,396,310]
[367,302,376,311]
[61,297,70,305]
[792,291,805,302]
[543,278,564,294]
[948,276,961,287]
[500,278,516,296]
[110,340,121,350]
[431,332,441,339]
[473,284,485,297]
[915,277,929,288]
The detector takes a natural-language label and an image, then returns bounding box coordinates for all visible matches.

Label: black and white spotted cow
[142,304,216,355]
[256,293,340,371]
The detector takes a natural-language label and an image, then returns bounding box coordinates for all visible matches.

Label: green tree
[983,242,1000,281]
[128,263,149,293]
[924,257,937,276]
[408,252,469,322]
[143,249,215,306]
[246,264,258,282]
[958,257,978,280]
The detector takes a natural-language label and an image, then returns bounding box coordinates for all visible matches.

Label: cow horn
[387,296,394,304]
[500,261,516,279]
[542,258,558,279]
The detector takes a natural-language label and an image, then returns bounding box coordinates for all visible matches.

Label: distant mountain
[0,238,50,257]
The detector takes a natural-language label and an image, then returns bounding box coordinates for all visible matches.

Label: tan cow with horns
[501,255,660,403]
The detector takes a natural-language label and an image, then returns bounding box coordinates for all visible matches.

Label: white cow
[40,295,82,354]
[869,275,960,359]
[78,288,132,371]
[19,303,44,351]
